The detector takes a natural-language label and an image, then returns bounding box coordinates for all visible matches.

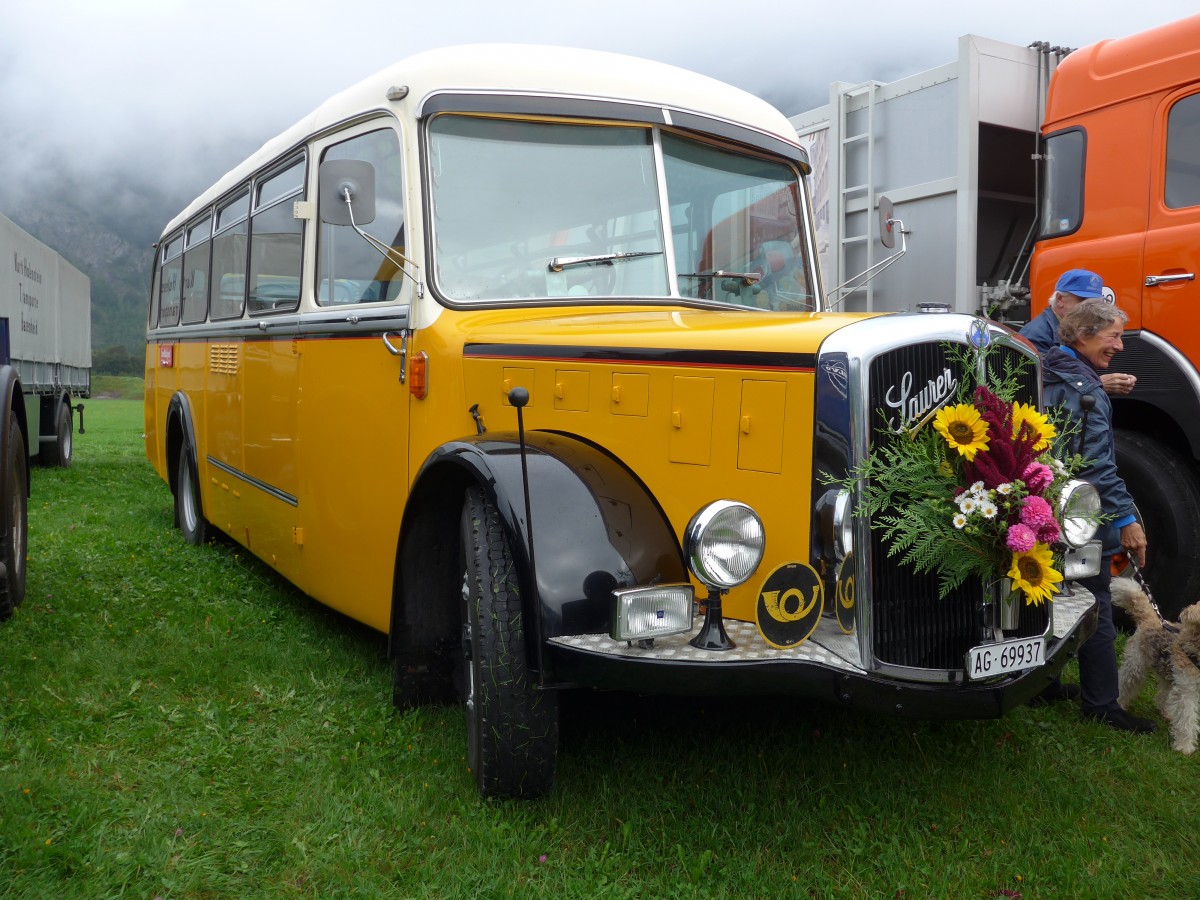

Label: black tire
[0,414,28,620]
[1114,429,1200,620]
[459,486,557,799]
[40,402,72,468]
[175,442,209,546]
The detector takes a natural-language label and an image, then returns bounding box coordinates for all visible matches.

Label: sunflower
[1007,542,1063,606]
[1012,402,1056,452]
[933,403,990,461]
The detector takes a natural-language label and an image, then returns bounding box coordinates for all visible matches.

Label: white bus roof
[166,44,801,234]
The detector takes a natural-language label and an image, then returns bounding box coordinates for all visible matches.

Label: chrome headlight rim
[833,488,854,561]
[684,500,766,590]
[1058,479,1102,549]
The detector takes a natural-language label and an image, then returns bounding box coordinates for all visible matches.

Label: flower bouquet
[847,345,1088,605]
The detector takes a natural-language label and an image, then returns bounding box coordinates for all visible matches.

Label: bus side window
[181,214,212,325]
[211,190,249,320]
[1166,94,1200,210]
[249,158,305,314]
[317,128,406,306]
[158,234,183,327]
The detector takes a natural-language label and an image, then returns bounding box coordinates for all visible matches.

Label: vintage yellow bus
[145,45,1100,798]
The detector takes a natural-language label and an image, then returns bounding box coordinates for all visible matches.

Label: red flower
[965,387,1039,490]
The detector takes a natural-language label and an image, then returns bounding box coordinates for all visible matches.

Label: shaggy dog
[1110,577,1200,754]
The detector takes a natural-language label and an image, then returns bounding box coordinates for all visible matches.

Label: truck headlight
[1058,479,1101,548]
[684,500,765,589]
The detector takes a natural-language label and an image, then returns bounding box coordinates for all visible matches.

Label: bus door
[219,159,309,583]
[1142,89,1200,361]
[295,124,412,632]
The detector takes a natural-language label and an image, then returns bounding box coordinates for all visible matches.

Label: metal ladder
[832,80,884,311]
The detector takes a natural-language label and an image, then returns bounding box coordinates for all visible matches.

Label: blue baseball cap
[1055,268,1105,299]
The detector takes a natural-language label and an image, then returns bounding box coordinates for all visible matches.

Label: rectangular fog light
[610,585,694,641]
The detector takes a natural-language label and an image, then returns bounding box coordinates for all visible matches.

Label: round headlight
[684,500,766,590]
[1058,479,1101,548]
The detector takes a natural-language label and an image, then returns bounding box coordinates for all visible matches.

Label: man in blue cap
[1020,269,1136,395]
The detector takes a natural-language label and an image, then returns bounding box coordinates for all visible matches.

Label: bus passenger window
[157,235,183,327]
[211,191,249,320]
[1166,94,1200,210]
[181,215,211,325]
[317,128,406,305]
[249,158,305,314]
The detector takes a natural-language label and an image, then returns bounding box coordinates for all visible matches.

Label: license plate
[966,636,1046,680]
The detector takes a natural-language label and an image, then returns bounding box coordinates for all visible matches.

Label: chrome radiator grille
[865,340,1049,670]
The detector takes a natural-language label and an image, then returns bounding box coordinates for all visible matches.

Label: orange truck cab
[1031,14,1200,611]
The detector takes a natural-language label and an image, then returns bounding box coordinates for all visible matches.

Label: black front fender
[398,432,687,661]
[432,432,686,635]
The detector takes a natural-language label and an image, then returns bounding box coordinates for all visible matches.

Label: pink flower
[1022,461,1053,494]
[1006,523,1037,553]
[1037,519,1061,544]
[1019,495,1055,528]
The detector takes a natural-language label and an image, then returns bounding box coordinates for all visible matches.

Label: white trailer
[0,211,90,468]
[790,35,1070,323]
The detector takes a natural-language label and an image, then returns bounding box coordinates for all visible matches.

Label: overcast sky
[2,0,1196,207]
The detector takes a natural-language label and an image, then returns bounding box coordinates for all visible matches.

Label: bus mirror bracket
[318,159,424,299]
[828,195,909,310]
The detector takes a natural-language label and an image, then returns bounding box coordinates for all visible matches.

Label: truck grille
[866,340,1049,670]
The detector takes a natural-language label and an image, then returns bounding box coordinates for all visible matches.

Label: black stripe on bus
[207,457,298,508]
[463,343,816,372]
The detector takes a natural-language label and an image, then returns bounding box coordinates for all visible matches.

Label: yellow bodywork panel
[146,304,865,633]
[440,305,857,624]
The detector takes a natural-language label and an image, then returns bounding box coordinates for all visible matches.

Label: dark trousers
[1076,559,1120,714]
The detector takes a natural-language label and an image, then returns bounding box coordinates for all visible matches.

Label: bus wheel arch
[165,394,207,543]
[391,464,474,710]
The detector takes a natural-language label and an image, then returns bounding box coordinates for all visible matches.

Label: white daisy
[952,513,968,529]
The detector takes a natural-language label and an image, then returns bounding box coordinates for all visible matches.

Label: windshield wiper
[548,251,663,272]
[678,270,761,285]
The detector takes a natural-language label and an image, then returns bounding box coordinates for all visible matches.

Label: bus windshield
[428,115,814,310]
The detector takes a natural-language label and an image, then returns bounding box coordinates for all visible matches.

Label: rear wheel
[175,441,209,545]
[0,414,28,620]
[1114,429,1200,620]
[459,486,557,799]
[40,402,72,468]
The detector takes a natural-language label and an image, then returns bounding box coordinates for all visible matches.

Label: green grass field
[2,397,1198,897]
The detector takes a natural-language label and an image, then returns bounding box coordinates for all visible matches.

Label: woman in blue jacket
[1040,299,1154,733]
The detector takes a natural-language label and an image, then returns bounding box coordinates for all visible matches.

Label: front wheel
[1114,429,1200,620]
[459,486,557,799]
[175,442,209,546]
[0,414,28,620]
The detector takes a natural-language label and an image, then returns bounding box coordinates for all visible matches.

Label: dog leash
[1116,552,1179,634]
